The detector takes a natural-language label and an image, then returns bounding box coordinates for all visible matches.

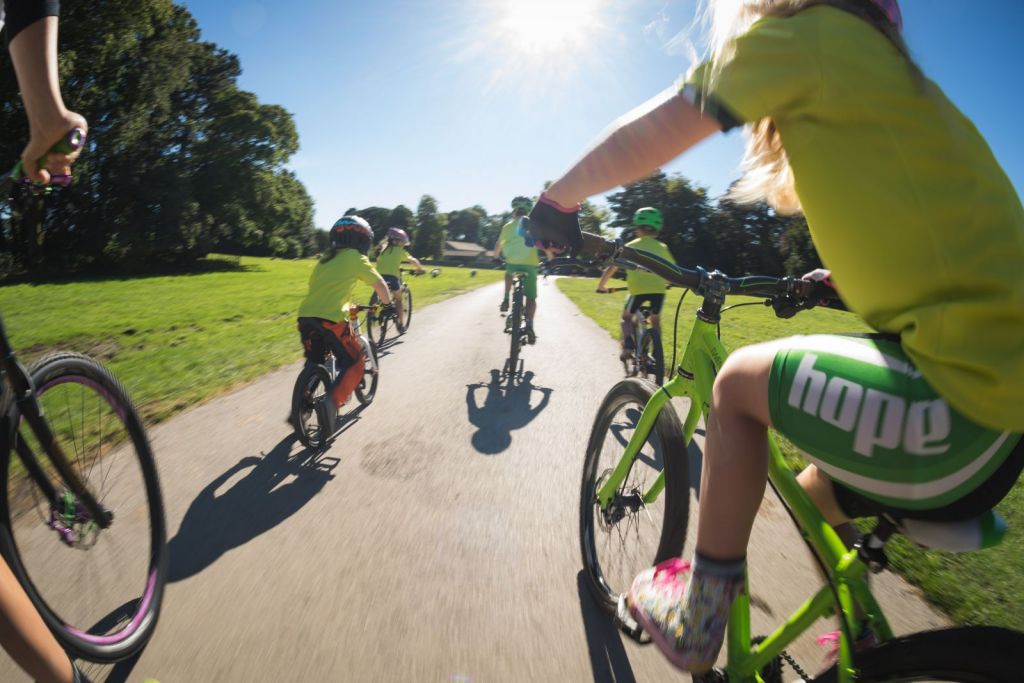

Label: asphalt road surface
[3,279,945,682]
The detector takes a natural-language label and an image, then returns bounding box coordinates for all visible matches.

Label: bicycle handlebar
[578,231,845,316]
[7,128,86,188]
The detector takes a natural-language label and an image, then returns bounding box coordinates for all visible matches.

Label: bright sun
[494,0,604,57]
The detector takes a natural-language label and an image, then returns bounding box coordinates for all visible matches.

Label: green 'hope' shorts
[506,263,538,300]
[768,334,1022,514]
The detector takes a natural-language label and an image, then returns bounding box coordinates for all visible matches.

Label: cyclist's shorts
[626,293,665,316]
[768,334,1023,518]
[382,274,401,291]
[506,264,538,299]
[297,317,361,371]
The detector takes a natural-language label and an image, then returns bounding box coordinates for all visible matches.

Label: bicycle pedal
[616,594,653,645]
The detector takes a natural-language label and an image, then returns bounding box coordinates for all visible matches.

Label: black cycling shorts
[626,294,665,315]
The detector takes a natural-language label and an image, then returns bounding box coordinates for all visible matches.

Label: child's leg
[695,342,779,560]
[798,465,859,545]
[620,305,634,347]
[627,342,780,673]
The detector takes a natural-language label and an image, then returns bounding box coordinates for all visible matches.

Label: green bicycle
[576,232,1022,682]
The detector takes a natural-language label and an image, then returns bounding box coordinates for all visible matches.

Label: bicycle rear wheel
[580,378,689,616]
[291,363,331,449]
[398,285,413,333]
[638,328,665,386]
[355,338,378,405]
[0,352,166,662]
[508,286,523,372]
[814,626,1024,682]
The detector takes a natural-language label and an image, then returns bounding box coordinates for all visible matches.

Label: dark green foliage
[412,195,446,258]
[0,0,316,274]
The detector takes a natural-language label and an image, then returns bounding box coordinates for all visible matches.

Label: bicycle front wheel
[0,352,166,662]
[815,626,1024,682]
[399,286,413,333]
[355,338,379,405]
[580,378,689,615]
[367,292,387,346]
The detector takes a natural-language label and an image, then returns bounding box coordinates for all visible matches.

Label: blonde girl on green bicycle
[527,0,1023,673]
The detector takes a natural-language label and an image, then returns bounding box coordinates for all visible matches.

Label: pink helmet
[386,227,410,246]
[868,0,902,31]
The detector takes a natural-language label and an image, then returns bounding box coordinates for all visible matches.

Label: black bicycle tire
[814,626,1024,682]
[0,352,167,662]
[367,292,387,346]
[579,377,690,615]
[291,363,331,449]
[648,328,665,386]
[355,338,378,405]
[399,286,413,333]
[509,284,523,370]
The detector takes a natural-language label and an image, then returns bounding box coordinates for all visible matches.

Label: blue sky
[181,0,1024,230]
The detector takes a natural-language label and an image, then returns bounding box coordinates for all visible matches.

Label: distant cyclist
[374,227,423,327]
[297,216,393,434]
[1,3,91,682]
[497,196,541,344]
[596,207,676,360]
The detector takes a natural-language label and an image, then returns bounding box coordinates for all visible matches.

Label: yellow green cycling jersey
[625,236,675,295]
[497,218,539,266]
[375,245,411,277]
[298,249,382,322]
[683,5,1024,431]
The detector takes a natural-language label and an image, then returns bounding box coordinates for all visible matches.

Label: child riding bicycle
[498,196,543,344]
[297,216,393,435]
[526,0,1023,673]
[374,227,423,329]
[596,207,676,361]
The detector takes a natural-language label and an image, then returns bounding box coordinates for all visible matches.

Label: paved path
[4,279,945,682]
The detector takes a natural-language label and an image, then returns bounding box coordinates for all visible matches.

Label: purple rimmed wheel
[0,352,167,662]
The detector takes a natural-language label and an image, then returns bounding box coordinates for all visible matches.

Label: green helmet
[511,196,533,213]
[632,207,663,231]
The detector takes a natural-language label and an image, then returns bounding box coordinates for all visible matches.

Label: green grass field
[0,256,501,425]
[557,276,1023,631]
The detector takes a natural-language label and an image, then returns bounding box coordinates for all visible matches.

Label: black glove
[526,193,583,256]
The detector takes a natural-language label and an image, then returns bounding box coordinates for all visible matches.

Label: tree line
[0,0,820,280]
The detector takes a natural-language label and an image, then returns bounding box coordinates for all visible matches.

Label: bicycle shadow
[609,408,705,499]
[576,571,637,683]
[465,369,553,455]
[374,335,405,359]
[166,433,338,583]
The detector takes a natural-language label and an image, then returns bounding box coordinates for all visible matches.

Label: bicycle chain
[781,648,811,681]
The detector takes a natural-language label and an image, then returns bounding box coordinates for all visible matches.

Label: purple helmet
[868,0,902,31]
[386,227,410,246]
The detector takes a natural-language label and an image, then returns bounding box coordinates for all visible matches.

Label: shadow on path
[577,571,636,683]
[167,434,337,583]
[465,369,553,455]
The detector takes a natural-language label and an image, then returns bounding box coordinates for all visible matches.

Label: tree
[0,0,318,273]
[446,205,487,244]
[412,195,446,259]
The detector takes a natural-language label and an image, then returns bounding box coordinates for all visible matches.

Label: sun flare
[494,0,604,57]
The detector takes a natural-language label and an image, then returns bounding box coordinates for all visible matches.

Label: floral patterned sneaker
[626,557,742,673]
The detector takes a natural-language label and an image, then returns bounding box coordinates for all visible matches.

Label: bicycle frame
[594,309,892,683]
[0,312,111,529]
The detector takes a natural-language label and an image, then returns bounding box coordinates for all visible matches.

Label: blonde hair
[705,0,918,213]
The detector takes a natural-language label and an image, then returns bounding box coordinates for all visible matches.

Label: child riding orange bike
[297,216,393,435]
[526,0,1023,673]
